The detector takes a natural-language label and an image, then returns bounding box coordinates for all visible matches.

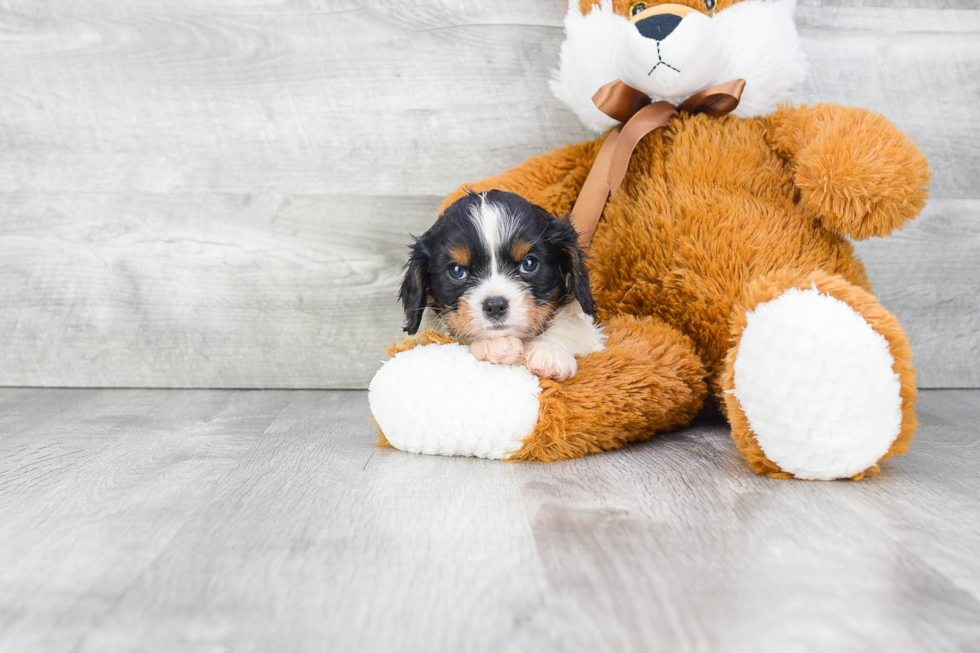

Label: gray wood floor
[1,389,978,652]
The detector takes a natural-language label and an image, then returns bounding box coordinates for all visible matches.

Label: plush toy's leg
[721,271,917,480]
[369,316,707,462]
[511,314,707,461]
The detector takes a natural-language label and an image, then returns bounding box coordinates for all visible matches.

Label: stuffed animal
[368,0,930,480]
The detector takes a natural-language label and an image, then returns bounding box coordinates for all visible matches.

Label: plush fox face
[552,0,808,131]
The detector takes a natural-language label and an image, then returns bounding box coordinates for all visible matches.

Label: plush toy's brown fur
[385,0,930,479]
[428,106,929,475]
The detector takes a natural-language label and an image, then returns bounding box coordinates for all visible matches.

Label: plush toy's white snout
[617,8,731,101]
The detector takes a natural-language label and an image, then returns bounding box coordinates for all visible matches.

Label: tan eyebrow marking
[511,240,533,262]
[448,244,470,267]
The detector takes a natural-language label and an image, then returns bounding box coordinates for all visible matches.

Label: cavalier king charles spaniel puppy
[399,190,605,381]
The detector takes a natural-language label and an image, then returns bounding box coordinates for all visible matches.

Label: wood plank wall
[0,0,976,389]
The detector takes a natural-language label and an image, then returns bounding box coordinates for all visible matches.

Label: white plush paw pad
[368,343,541,459]
[525,342,578,381]
[732,287,903,480]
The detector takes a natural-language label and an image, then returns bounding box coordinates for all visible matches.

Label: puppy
[399,190,604,381]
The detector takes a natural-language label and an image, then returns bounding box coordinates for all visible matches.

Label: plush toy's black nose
[635,13,683,41]
[483,296,509,320]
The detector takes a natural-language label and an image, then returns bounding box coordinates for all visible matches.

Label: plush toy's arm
[765,104,931,240]
[439,138,603,216]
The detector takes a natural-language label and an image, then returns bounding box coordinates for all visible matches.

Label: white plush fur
[714,0,808,117]
[551,0,808,131]
[730,288,903,480]
[550,0,627,132]
[368,343,541,460]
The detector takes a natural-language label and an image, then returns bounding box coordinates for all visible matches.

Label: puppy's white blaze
[470,193,516,276]
[463,193,532,337]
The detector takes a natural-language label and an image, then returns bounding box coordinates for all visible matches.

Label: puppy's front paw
[469,336,525,365]
[524,342,577,381]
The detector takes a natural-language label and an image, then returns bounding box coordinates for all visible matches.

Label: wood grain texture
[0,1,976,388]
[0,193,440,388]
[0,388,978,652]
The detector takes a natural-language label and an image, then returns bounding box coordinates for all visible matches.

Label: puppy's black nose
[635,13,682,41]
[483,296,509,320]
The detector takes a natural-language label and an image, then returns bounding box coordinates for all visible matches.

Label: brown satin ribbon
[571,78,746,248]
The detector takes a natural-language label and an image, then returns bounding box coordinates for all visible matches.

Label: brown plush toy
[369,0,930,480]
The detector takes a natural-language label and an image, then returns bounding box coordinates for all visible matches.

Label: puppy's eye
[629,2,647,17]
[704,0,715,10]
[519,256,538,274]
[447,263,468,280]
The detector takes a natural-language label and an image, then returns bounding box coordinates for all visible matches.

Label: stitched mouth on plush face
[648,42,680,76]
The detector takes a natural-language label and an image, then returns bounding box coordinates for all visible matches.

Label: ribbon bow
[570,78,746,248]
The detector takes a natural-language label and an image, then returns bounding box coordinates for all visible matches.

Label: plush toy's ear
[551,216,597,318]
[398,238,431,334]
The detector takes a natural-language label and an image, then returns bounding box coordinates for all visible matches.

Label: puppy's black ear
[552,216,597,318]
[398,238,430,334]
